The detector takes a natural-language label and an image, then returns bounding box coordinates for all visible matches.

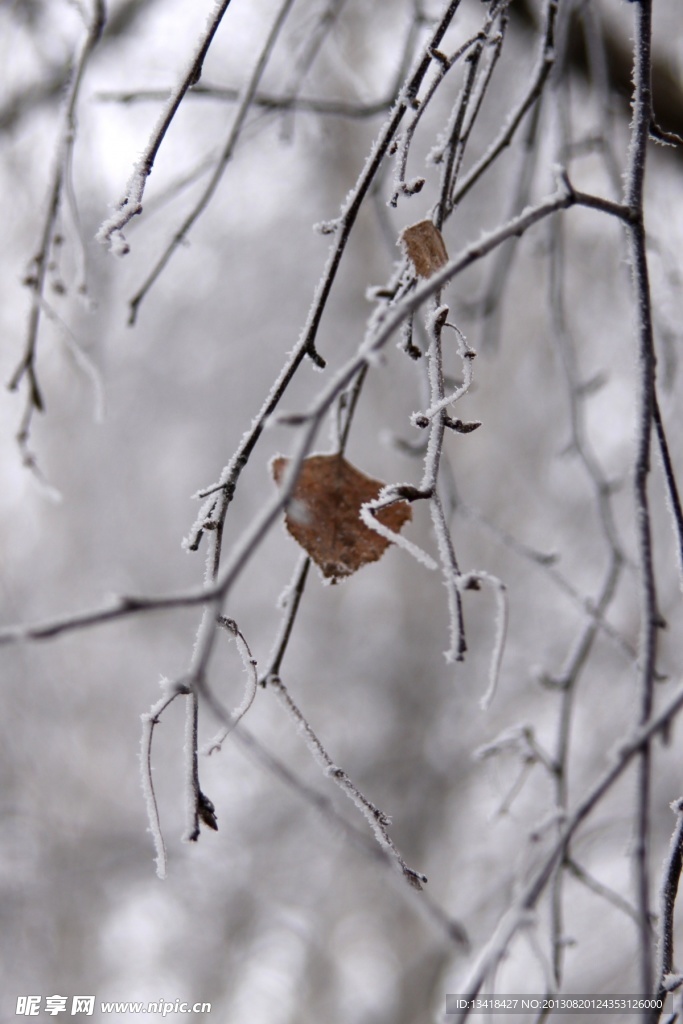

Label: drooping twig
[203,616,259,755]
[449,0,558,210]
[8,0,106,473]
[223,712,469,948]
[126,0,299,324]
[140,685,187,878]
[97,0,236,253]
[390,25,490,209]
[267,674,429,892]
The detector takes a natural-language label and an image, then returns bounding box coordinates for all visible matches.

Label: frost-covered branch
[0,186,633,653]
[450,682,683,1022]
[126,0,299,323]
[227,712,469,947]
[186,0,471,577]
[97,0,236,253]
[8,0,106,474]
[623,0,658,995]
[654,800,683,1019]
[449,0,558,211]
[267,674,428,891]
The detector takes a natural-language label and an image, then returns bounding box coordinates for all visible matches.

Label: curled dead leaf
[271,453,412,582]
[400,219,449,278]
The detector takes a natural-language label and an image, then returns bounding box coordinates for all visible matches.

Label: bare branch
[450,682,683,1021]
[624,0,658,994]
[8,0,106,472]
[125,0,299,322]
[97,0,236,253]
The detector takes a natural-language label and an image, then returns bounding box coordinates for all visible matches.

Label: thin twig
[260,555,311,685]
[8,0,106,472]
[203,616,260,754]
[140,687,185,877]
[450,0,558,210]
[97,0,236,252]
[267,674,428,891]
[96,83,397,118]
[449,682,683,1022]
[565,857,641,927]
[126,0,299,324]
[653,394,683,588]
[225,715,469,947]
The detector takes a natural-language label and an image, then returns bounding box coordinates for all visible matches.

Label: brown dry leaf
[271,453,412,582]
[400,219,449,278]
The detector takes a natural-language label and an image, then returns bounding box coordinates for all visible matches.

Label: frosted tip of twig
[96,221,131,257]
[400,177,425,197]
[154,850,167,880]
[217,615,238,635]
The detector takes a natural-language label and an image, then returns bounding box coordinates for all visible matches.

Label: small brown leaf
[400,219,449,278]
[271,453,412,582]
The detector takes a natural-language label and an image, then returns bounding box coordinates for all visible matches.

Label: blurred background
[1,0,682,1020]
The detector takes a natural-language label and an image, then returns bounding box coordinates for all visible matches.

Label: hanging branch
[623,0,659,996]
[140,687,184,878]
[8,0,106,473]
[267,674,428,891]
[449,0,558,210]
[97,0,237,254]
[125,0,299,325]
[215,701,470,948]
[0,177,638,661]
[654,799,683,1018]
[185,0,470,578]
[450,682,683,1022]
[202,617,260,755]
[544,119,626,983]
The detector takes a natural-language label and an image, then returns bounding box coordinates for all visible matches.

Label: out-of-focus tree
[1,1,683,1021]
